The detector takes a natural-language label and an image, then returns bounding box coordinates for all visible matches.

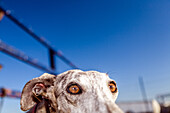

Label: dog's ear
[20,73,56,111]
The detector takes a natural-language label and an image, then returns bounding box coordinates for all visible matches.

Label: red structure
[0,88,21,99]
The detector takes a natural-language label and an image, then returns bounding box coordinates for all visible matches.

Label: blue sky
[0,0,170,112]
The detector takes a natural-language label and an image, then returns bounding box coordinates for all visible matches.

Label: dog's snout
[105,102,123,113]
[93,86,122,113]
[106,104,114,113]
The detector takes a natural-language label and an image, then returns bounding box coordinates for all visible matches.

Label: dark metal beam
[0,40,57,75]
[0,7,50,49]
[49,49,56,70]
[0,6,78,69]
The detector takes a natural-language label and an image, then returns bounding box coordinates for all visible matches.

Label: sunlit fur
[21,70,123,113]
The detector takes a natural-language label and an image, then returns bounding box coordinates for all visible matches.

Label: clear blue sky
[0,0,170,113]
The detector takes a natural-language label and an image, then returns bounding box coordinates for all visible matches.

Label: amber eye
[109,82,117,93]
[66,83,82,95]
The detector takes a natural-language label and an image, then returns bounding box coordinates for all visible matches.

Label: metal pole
[49,49,56,70]
[139,76,150,112]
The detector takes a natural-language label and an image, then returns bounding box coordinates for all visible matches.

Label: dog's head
[20,70,122,113]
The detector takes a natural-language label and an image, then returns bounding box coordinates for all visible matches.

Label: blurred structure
[139,77,150,111]
[0,64,2,70]
[0,9,4,21]
[0,40,56,74]
[117,101,153,113]
[0,88,21,99]
[0,6,78,74]
[152,99,161,113]
[117,97,170,113]
[0,88,21,112]
[157,93,170,113]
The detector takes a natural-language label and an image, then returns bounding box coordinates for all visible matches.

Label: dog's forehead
[56,70,113,85]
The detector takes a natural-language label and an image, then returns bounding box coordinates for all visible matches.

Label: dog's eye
[109,81,117,93]
[66,84,82,95]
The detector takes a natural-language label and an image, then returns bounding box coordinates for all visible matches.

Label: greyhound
[20,70,123,113]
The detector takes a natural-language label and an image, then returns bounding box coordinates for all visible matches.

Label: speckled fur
[20,70,123,113]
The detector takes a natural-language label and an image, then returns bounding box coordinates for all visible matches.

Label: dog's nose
[100,93,123,113]
[105,102,123,113]
[105,103,119,113]
[106,104,113,113]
